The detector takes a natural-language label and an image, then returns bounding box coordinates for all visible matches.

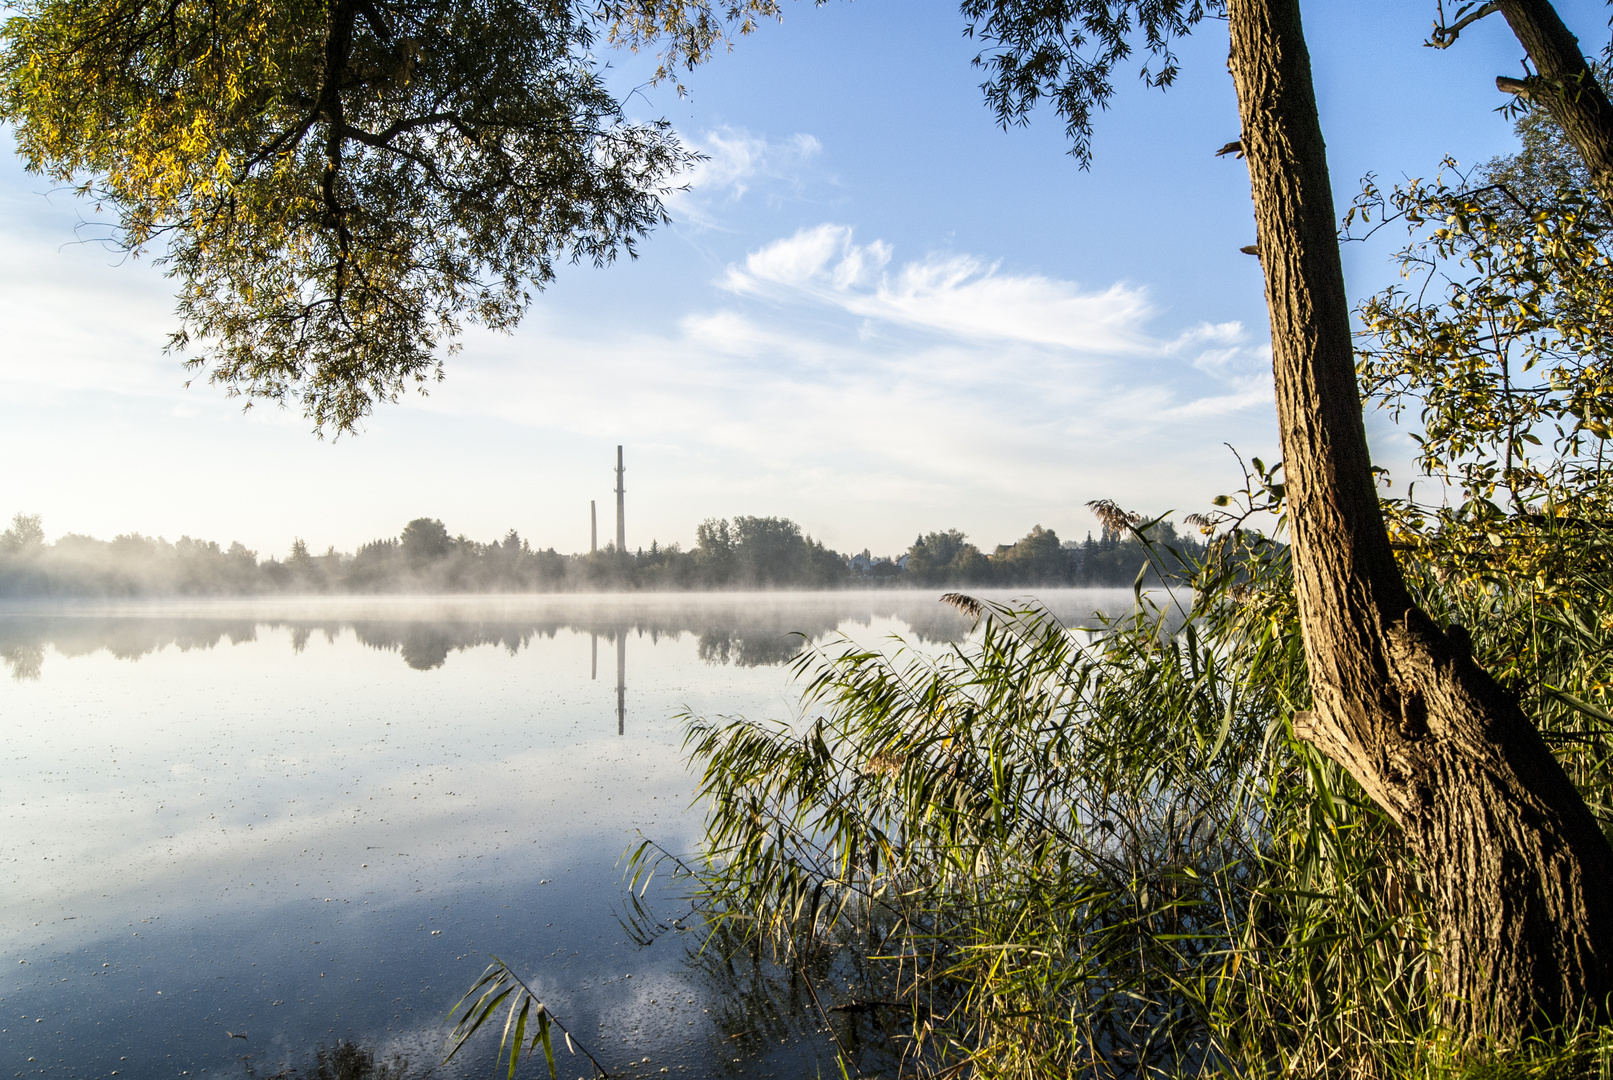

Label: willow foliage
[1350,114,1613,587]
[0,0,693,430]
[601,0,1223,166]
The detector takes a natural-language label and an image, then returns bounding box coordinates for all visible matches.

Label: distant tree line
[0,511,1203,597]
[903,519,1204,588]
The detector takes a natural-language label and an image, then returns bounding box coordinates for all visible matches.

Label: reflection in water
[618,895,908,1077]
[0,589,1164,1079]
[1,640,42,680]
[0,589,1154,684]
[582,628,629,732]
[249,1041,417,1079]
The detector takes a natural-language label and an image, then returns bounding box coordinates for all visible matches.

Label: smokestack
[590,500,597,554]
[614,445,626,554]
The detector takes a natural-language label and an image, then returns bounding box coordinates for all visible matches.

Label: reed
[624,488,1613,1078]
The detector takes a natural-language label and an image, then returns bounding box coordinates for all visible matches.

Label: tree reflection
[248,1040,416,1079]
[1,640,42,680]
[0,590,1147,681]
[614,912,912,1078]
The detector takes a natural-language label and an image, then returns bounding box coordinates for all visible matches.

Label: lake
[0,590,1145,1079]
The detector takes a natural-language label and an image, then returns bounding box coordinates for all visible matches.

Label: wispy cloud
[720,224,1163,353]
[719,225,1271,407]
[1157,338,1274,419]
[665,128,825,229]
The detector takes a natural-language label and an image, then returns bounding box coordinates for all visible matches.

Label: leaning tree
[10,0,1613,1039]
[1229,0,1613,1038]
[537,0,1613,1038]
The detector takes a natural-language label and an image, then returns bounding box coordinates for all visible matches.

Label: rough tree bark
[1494,0,1613,208]
[1227,0,1613,1039]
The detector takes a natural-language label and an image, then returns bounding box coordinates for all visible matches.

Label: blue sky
[0,0,1583,558]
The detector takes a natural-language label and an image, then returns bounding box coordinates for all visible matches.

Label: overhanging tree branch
[1429,0,1500,48]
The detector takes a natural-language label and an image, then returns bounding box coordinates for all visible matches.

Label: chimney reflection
[591,631,597,680]
[616,630,626,736]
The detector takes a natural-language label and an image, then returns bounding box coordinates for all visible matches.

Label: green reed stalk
[626,501,1613,1078]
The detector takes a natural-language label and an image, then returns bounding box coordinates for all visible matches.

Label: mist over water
[0,590,1147,680]
[0,510,1200,600]
[0,591,1153,1078]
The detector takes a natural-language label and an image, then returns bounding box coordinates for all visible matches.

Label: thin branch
[1429,1,1500,48]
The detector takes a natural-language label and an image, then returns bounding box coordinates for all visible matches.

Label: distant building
[849,549,903,578]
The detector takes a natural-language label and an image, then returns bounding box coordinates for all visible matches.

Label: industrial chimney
[590,500,597,554]
[614,445,626,554]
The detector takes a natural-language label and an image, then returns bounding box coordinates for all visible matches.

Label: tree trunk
[1228,0,1613,1040]
[1495,0,1613,209]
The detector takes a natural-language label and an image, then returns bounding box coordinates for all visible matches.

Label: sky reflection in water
[0,590,1144,1078]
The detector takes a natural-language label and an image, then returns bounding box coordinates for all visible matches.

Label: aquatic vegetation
[444,958,610,1080]
[624,488,1613,1078]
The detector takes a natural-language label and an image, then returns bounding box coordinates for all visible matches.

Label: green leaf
[537,1009,557,1079]
[508,1000,530,1080]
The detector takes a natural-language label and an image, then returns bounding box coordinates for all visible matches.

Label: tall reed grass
[619,485,1613,1079]
[450,465,1613,1078]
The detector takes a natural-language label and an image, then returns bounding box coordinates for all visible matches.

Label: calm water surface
[0,591,1142,1079]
